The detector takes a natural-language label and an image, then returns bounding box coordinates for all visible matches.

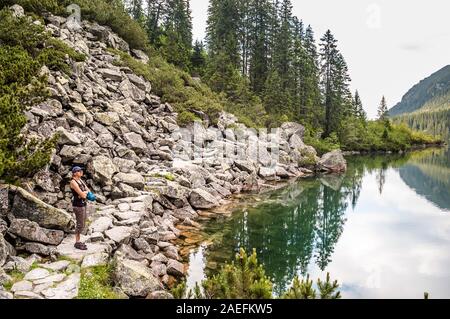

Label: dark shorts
[73,206,87,234]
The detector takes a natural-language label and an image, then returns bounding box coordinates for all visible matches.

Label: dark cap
[72,166,83,174]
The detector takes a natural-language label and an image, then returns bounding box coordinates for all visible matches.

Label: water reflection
[185,148,450,298]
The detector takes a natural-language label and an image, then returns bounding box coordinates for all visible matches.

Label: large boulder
[113,173,145,189]
[113,258,163,297]
[0,234,8,266]
[123,132,147,154]
[317,150,347,173]
[9,186,75,232]
[88,155,118,186]
[281,122,305,139]
[188,189,219,209]
[0,185,9,218]
[8,219,65,246]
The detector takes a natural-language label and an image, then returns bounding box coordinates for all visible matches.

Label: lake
[182,148,450,299]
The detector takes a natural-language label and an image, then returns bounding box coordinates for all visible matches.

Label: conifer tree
[378,96,389,121]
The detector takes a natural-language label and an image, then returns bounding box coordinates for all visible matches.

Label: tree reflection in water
[200,148,449,294]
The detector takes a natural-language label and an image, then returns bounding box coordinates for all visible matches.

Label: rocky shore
[0,5,347,299]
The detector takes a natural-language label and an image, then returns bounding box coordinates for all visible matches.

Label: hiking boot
[74,242,87,251]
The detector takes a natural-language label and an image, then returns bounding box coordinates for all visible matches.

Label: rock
[56,235,111,262]
[166,259,185,277]
[33,273,66,285]
[114,258,163,297]
[113,158,136,174]
[81,253,109,268]
[0,268,12,285]
[38,260,71,272]
[94,112,120,126]
[281,122,305,139]
[105,226,136,244]
[0,185,8,217]
[2,256,33,273]
[217,112,238,130]
[317,150,347,173]
[146,290,174,299]
[11,280,33,293]
[151,253,168,264]
[0,234,7,266]
[188,188,219,209]
[59,145,84,161]
[160,181,190,202]
[113,173,145,189]
[9,186,75,232]
[127,73,147,91]
[123,132,147,154]
[56,127,81,145]
[234,160,256,174]
[70,102,88,114]
[0,290,13,299]
[120,79,145,101]
[88,216,113,234]
[41,273,80,299]
[89,155,118,185]
[24,268,51,281]
[9,4,25,18]
[131,49,149,64]
[259,167,277,180]
[20,242,56,257]
[14,290,44,299]
[9,219,65,245]
[33,170,56,192]
[99,68,123,82]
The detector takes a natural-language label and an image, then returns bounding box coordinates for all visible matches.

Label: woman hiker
[70,166,89,251]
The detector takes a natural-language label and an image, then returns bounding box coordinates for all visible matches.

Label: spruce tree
[378,96,389,121]
[161,0,193,70]
[191,40,207,77]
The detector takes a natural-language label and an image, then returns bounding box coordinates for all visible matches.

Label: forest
[0,0,443,173]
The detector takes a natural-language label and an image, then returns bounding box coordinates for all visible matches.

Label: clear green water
[185,148,450,299]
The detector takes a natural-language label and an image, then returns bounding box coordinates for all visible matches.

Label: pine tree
[160,0,193,70]
[319,30,351,137]
[127,0,144,21]
[378,96,388,121]
[144,0,167,45]
[248,0,273,94]
[205,0,242,94]
[191,40,207,77]
[353,90,367,122]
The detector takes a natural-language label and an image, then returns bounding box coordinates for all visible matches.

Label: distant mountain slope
[389,65,450,116]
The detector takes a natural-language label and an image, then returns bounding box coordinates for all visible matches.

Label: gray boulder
[89,155,118,186]
[317,150,347,173]
[0,234,8,266]
[9,186,75,232]
[281,122,305,139]
[19,242,57,257]
[166,259,185,277]
[113,173,145,189]
[189,189,219,209]
[114,258,163,297]
[123,132,147,154]
[9,219,65,246]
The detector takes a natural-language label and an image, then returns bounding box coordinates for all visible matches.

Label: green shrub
[305,132,340,156]
[172,249,342,299]
[0,8,66,181]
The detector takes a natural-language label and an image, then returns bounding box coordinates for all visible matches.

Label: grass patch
[151,172,176,182]
[77,265,122,299]
[3,270,26,291]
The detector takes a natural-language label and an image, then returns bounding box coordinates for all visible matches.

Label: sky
[190,0,450,119]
